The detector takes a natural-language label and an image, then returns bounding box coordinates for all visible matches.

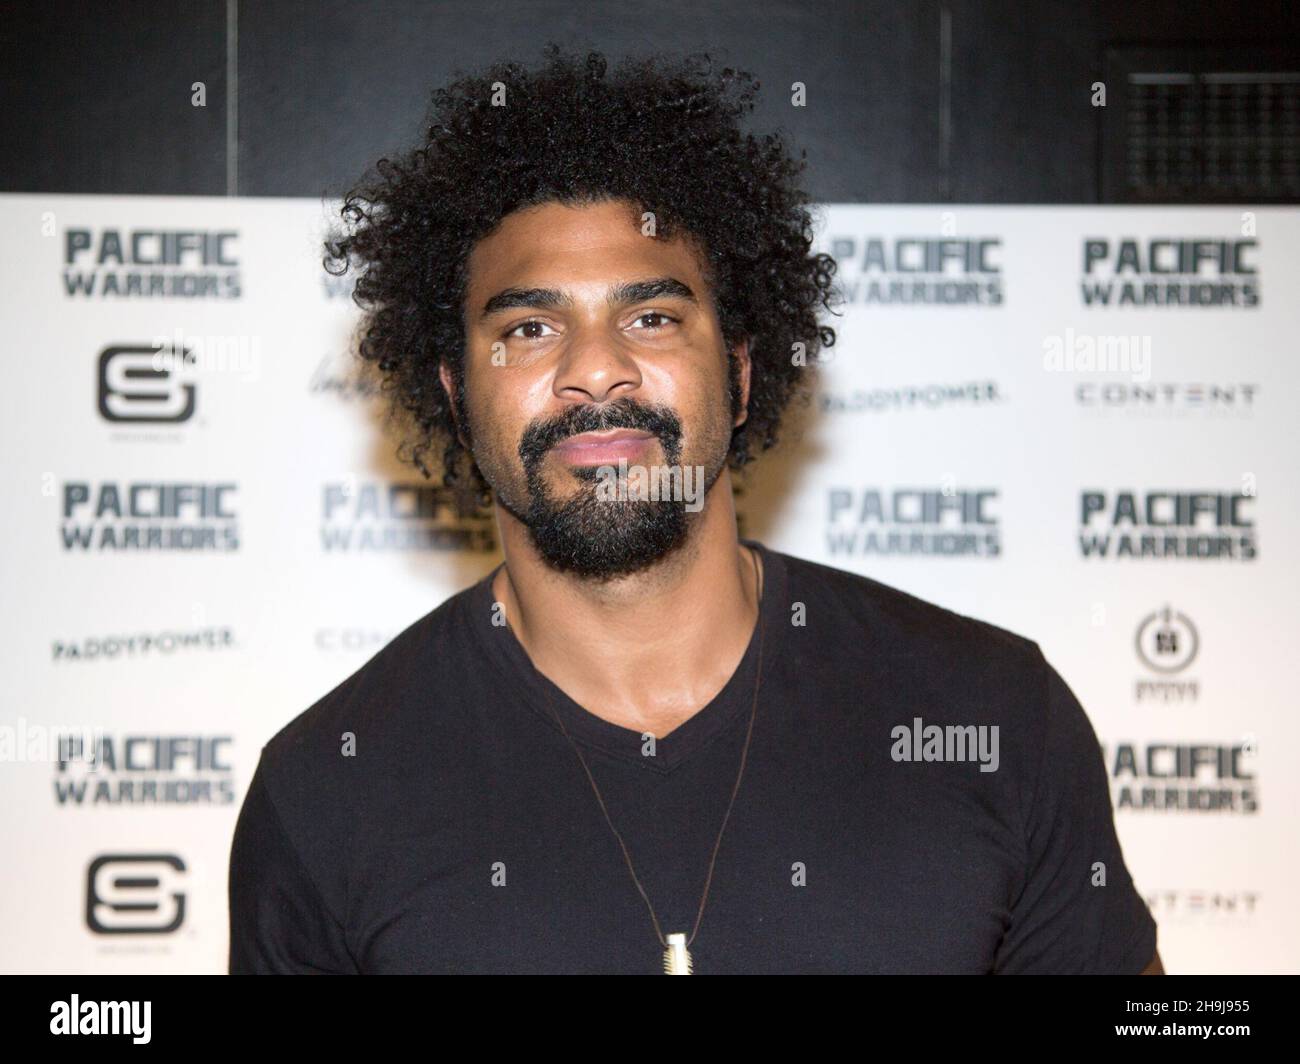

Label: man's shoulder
[258,576,488,778]
[770,546,1048,687]
[776,547,1041,654]
[769,547,1070,803]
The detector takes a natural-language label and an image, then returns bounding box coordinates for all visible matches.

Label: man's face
[447,197,749,579]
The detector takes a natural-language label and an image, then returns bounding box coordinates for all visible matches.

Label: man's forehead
[466,199,707,290]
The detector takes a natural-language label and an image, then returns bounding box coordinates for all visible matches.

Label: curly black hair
[324,44,837,508]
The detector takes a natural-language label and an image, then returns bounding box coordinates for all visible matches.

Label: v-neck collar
[469,538,787,774]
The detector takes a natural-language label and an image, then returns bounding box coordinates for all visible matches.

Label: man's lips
[550,429,656,466]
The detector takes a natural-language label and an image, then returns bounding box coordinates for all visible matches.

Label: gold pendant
[664,932,693,975]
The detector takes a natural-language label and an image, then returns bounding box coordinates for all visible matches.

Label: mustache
[518,398,683,466]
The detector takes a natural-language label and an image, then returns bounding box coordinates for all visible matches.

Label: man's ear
[730,339,753,429]
[438,360,469,448]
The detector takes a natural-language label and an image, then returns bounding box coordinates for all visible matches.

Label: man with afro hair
[229,46,1160,976]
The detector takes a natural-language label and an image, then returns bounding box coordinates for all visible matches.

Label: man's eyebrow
[479,278,698,320]
[607,277,698,306]
[480,287,572,319]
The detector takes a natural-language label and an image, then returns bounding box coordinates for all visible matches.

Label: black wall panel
[2,0,1296,202]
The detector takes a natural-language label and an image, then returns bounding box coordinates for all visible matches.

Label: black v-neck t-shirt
[228,540,1157,974]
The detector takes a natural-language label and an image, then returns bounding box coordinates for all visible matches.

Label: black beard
[514,397,695,580]
[523,478,690,580]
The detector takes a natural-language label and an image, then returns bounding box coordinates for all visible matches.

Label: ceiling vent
[1102,46,1300,203]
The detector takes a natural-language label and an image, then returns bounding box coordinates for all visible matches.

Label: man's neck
[490,473,761,738]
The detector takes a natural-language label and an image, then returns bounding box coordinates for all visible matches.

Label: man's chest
[344,737,1022,973]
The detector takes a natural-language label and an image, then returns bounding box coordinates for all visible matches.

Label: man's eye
[630,312,676,330]
[505,320,556,340]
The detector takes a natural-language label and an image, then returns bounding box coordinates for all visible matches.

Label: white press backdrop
[0,194,1295,973]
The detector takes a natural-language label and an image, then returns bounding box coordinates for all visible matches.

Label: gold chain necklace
[528,547,766,975]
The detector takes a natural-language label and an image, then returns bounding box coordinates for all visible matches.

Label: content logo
[50,995,150,1043]
[1074,381,1257,417]
[1145,889,1260,922]
[314,626,398,654]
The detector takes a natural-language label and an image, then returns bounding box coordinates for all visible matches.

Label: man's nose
[551,323,643,404]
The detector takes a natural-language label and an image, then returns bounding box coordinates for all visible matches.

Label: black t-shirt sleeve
[227,756,358,974]
[993,650,1158,974]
